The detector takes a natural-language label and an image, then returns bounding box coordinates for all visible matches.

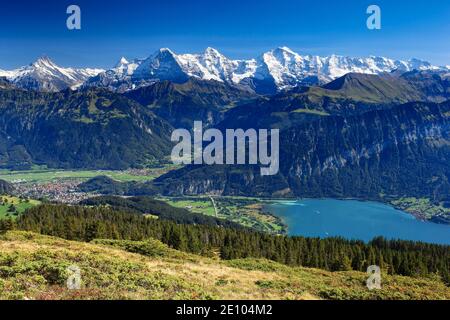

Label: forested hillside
[0,88,173,169]
[5,204,448,284]
[157,101,450,203]
[125,78,257,128]
[80,196,243,228]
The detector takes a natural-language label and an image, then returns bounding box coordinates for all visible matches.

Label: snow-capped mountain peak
[0,57,104,92]
[87,47,443,93]
[279,46,296,53]
[32,56,57,68]
[204,47,223,57]
[112,57,141,77]
[7,47,443,93]
[0,69,17,79]
[259,47,309,88]
[269,46,299,59]
[132,48,187,82]
[159,47,175,54]
[115,57,130,68]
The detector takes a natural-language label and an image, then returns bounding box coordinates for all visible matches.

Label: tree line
[80,195,242,228]
[1,204,448,284]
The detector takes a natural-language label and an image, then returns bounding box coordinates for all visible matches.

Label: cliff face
[280,102,449,200]
[157,101,450,201]
[157,164,291,197]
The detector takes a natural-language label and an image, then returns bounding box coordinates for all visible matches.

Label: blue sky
[0,0,449,69]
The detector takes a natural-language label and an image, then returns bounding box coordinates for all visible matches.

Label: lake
[264,199,450,245]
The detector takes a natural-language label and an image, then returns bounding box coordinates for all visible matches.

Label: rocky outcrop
[156,101,450,201]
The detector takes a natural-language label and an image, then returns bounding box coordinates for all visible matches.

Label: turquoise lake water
[264,199,450,245]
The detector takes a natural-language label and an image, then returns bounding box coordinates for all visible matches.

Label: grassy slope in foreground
[0,231,449,300]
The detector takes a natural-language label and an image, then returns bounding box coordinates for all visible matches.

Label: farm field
[0,165,179,184]
[160,196,286,234]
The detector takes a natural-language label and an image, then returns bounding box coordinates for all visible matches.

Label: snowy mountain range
[1,47,447,93]
[77,47,450,93]
[0,57,104,92]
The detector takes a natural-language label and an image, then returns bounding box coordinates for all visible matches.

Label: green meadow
[160,196,286,234]
[0,196,41,219]
[0,165,179,184]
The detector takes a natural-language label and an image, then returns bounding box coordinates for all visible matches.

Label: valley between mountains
[0,48,449,299]
[0,49,449,224]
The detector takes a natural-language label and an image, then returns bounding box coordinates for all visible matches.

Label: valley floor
[1,167,448,227]
[0,231,449,300]
[159,196,286,234]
